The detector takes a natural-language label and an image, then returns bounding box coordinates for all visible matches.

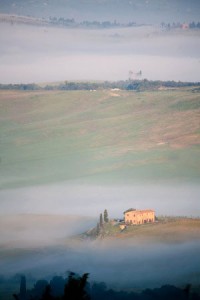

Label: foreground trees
[63,272,90,300]
[13,274,200,300]
[13,273,90,300]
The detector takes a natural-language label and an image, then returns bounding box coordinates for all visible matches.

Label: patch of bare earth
[140,110,200,149]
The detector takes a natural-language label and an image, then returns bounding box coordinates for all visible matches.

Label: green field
[0,88,200,188]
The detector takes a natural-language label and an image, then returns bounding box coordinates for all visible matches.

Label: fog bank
[0,183,199,218]
[0,24,200,83]
[1,239,200,289]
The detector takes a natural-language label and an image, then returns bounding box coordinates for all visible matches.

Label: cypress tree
[104,209,109,223]
[99,213,103,228]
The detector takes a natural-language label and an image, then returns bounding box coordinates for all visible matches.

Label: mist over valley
[0,213,200,291]
[0,22,200,83]
[0,1,200,299]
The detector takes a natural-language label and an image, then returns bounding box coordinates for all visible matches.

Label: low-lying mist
[0,183,199,217]
[0,23,200,83]
[1,237,200,290]
[0,183,199,289]
[0,214,96,248]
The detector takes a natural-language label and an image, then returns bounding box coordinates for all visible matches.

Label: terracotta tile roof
[124,209,154,214]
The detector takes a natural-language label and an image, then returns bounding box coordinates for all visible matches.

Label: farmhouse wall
[124,209,155,225]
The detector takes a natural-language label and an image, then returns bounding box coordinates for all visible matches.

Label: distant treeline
[0,14,137,28]
[49,17,200,30]
[49,17,137,28]
[1,80,200,92]
[161,21,200,30]
[48,17,200,30]
[1,14,200,30]
[0,83,40,91]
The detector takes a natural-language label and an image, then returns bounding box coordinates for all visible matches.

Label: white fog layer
[0,24,200,83]
[0,0,200,294]
[0,239,200,289]
[0,183,199,217]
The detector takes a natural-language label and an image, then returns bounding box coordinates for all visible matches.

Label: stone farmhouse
[124,208,155,225]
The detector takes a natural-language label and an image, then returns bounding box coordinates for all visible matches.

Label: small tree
[96,222,100,236]
[41,285,53,300]
[103,209,109,223]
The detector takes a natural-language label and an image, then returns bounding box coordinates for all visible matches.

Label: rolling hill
[88,217,200,244]
[0,87,199,188]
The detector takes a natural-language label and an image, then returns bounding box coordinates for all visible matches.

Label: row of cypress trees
[96,210,109,236]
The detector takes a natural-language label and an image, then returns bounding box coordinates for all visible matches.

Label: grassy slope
[0,88,200,188]
[98,218,200,244]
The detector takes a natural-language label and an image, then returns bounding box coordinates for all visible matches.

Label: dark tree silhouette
[63,272,90,300]
[99,213,103,228]
[12,272,200,300]
[103,209,109,223]
[184,284,191,300]
[13,294,20,300]
[32,279,49,299]
[50,276,65,298]
[13,275,27,300]
[20,276,27,299]
[40,284,53,300]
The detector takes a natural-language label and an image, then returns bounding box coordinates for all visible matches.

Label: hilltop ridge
[83,217,200,244]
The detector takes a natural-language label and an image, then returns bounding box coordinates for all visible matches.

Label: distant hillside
[0,87,199,188]
[0,13,49,26]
